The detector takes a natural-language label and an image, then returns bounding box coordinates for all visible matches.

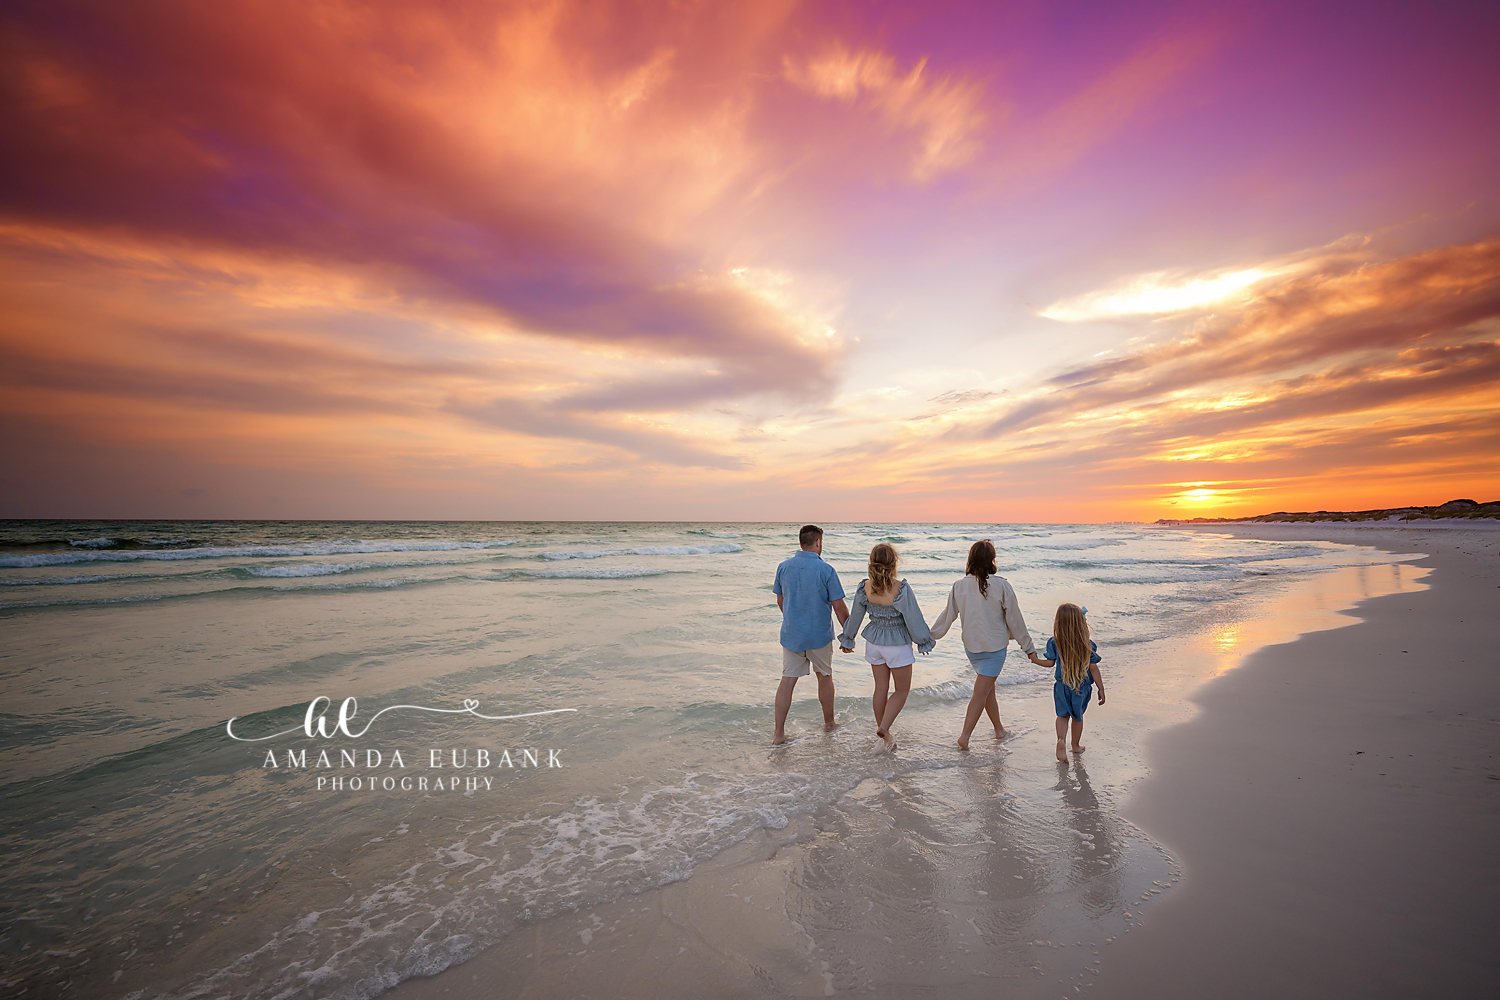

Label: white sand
[1097,523,1500,997]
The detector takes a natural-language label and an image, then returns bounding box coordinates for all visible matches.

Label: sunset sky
[3,0,1498,521]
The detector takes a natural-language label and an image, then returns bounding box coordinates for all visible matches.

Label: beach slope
[1098,524,1500,998]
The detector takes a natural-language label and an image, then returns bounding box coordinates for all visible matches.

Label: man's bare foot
[956,734,970,751]
[1071,743,1086,753]
[1055,739,1067,762]
[772,733,787,745]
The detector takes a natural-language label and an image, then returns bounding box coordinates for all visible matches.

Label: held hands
[840,646,854,653]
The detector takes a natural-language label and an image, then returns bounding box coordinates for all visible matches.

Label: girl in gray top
[837,543,934,750]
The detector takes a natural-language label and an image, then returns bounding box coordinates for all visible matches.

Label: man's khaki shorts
[782,642,834,677]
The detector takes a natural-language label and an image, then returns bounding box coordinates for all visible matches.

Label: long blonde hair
[1053,603,1092,691]
[868,543,898,596]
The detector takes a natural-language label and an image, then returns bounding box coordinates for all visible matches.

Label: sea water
[0,521,1423,998]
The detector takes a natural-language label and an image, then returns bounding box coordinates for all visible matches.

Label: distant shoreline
[1155,497,1499,525]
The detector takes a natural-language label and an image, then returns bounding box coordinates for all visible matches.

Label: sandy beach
[1097,522,1500,998]
[379,522,1497,999]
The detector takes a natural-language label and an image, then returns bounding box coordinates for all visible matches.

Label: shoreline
[380,527,1460,999]
[1097,523,1500,997]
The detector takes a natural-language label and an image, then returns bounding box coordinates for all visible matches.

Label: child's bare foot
[772,732,787,745]
[824,720,842,732]
[1055,739,1067,762]
[1071,743,1087,753]
[993,727,1007,740]
[956,734,970,751]
[881,731,898,751]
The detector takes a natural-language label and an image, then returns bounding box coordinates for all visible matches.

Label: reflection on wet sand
[383,744,1180,1000]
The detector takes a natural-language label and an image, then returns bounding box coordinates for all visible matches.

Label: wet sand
[1097,523,1500,998]
[382,525,1486,999]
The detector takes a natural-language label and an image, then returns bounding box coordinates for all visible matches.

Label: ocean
[0,521,1425,998]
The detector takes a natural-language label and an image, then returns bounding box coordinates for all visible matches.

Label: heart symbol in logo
[462,699,480,711]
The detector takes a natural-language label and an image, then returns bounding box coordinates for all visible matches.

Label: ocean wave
[0,571,189,587]
[0,574,467,610]
[910,663,1052,700]
[0,593,171,611]
[539,543,742,561]
[1087,568,1247,585]
[241,558,470,579]
[47,535,204,550]
[516,567,668,580]
[0,538,518,569]
[1101,633,1173,646]
[1048,546,1327,570]
[1035,539,1128,550]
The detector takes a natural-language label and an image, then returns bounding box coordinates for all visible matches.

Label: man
[771,524,850,744]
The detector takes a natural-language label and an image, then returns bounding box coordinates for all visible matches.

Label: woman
[929,539,1039,750]
[837,542,934,750]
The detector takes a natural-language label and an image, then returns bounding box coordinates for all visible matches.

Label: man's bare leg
[816,670,839,730]
[772,675,799,745]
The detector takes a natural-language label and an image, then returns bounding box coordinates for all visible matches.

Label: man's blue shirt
[772,550,845,651]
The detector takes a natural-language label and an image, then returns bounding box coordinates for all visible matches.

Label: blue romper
[1049,637,1101,720]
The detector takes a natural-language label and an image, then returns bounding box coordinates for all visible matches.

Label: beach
[2,520,1490,999]
[1097,522,1500,998]
[385,523,1498,1000]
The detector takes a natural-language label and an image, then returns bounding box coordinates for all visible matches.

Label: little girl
[838,543,934,750]
[1030,603,1105,762]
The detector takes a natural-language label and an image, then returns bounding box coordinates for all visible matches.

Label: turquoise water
[0,521,1419,998]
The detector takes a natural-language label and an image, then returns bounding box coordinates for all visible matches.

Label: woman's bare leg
[984,686,1005,738]
[878,666,912,749]
[871,664,890,734]
[958,674,997,750]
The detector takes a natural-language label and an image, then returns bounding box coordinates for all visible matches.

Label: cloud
[811,236,1500,517]
[0,0,835,413]
[446,396,748,470]
[1008,238,1500,436]
[783,41,988,181]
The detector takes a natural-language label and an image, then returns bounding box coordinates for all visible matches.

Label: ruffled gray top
[838,580,936,654]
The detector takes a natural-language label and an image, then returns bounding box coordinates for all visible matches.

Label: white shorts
[864,641,915,668]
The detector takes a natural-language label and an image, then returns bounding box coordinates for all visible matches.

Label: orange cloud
[840,238,1500,519]
[1,2,1494,521]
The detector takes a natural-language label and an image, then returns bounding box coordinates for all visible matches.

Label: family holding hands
[772,525,1105,761]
